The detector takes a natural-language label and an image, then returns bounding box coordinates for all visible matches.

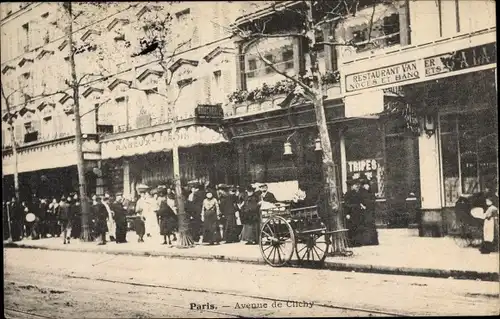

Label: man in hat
[102,194,116,241]
[112,193,128,243]
[93,196,108,245]
[358,174,379,246]
[344,178,363,247]
[258,184,277,204]
[58,196,73,244]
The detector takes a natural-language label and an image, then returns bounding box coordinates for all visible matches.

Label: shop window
[344,122,384,198]
[440,109,498,206]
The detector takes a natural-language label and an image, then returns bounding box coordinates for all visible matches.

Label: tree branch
[79,98,111,119]
[254,44,314,97]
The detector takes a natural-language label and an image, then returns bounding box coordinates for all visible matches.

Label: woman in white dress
[143,190,159,238]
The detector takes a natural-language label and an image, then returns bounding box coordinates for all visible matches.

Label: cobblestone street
[4,248,499,318]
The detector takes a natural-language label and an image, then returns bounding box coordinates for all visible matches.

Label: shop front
[225,99,345,202]
[339,28,497,236]
[2,135,101,201]
[99,123,230,199]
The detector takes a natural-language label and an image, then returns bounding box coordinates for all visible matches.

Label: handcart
[259,204,348,267]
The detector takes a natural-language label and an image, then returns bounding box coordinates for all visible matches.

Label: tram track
[6,269,412,317]
[4,307,55,319]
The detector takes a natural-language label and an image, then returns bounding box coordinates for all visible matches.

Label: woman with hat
[240,185,261,245]
[220,185,240,243]
[134,184,150,242]
[200,189,221,245]
[157,186,177,245]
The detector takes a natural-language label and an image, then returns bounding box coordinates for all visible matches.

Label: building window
[247,58,257,78]
[264,54,274,74]
[22,23,29,52]
[440,109,498,206]
[175,8,190,20]
[282,49,294,70]
[336,3,400,56]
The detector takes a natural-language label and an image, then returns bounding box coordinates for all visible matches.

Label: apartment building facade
[2,1,497,237]
[1,2,244,200]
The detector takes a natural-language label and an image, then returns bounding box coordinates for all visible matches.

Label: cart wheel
[295,232,329,263]
[259,215,295,267]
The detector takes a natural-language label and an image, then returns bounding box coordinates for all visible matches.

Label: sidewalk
[5,229,499,281]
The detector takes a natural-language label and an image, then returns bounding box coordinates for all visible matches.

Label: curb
[5,242,499,282]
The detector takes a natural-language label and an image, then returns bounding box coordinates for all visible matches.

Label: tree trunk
[172,139,194,248]
[306,1,348,254]
[66,2,92,242]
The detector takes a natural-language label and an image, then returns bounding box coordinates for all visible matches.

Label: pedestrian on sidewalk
[157,186,177,245]
[166,186,178,242]
[200,189,221,245]
[135,185,150,242]
[186,181,203,242]
[93,196,108,245]
[58,196,73,244]
[479,196,498,254]
[38,198,49,239]
[102,194,116,242]
[219,185,240,243]
[344,178,363,247]
[359,176,379,246]
[240,185,261,245]
[112,193,128,243]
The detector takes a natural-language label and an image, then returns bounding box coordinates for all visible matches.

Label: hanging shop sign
[341,29,496,95]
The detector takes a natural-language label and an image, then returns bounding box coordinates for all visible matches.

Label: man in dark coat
[38,198,49,239]
[70,193,82,239]
[112,193,128,243]
[344,179,363,247]
[359,177,379,246]
[93,196,109,245]
[58,197,74,244]
[258,184,277,204]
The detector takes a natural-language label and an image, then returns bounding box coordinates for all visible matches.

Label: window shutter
[14,125,23,142]
[192,26,200,47]
[32,119,41,133]
[203,75,211,104]
[222,69,232,99]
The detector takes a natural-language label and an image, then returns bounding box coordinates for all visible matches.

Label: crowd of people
[2,181,285,247]
[130,181,280,246]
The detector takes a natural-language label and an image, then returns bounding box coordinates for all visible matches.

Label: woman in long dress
[200,190,221,245]
[157,187,177,245]
[240,186,261,245]
[142,190,159,238]
[134,191,148,242]
[220,186,240,243]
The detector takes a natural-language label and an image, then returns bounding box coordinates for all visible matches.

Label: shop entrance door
[384,135,420,227]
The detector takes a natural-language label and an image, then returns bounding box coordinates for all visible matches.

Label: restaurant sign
[344,42,496,93]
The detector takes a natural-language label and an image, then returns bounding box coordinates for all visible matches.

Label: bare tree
[1,83,23,203]
[130,5,199,248]
[233,0,394,254]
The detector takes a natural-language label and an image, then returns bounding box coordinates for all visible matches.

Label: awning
[100,126,228,160]
[2,138,100,175]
